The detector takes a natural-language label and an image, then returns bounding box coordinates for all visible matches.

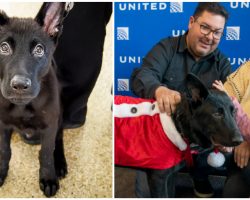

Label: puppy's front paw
[39,178,59,197]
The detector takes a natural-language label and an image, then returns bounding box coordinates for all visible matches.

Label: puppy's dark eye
[32,44,44,57]
[212,112,223,119]
[0,42,12,55]
[213,108,224,119]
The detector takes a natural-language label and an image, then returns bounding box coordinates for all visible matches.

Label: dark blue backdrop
[115,2,250,96]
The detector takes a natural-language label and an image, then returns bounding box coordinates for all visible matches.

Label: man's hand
[234,141,250,168]
[154,86,181,115]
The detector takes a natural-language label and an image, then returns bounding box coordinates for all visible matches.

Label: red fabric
[115,95,192,170]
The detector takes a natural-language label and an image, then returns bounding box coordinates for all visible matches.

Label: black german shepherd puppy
[0,3,67,197]
[173,73,243,148]
[147,73,243,197]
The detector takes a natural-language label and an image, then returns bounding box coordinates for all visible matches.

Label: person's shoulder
[235,61,250,74]
[213,48,228,60]
[156,35,181,51]
[240,61,250,69]
[227,61,250,82]
[159,35,180,44]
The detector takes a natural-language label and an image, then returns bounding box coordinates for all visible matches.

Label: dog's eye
[212,112,223,119]
[0,42,12,55]
[213,108,224,119]
[33,44,44,57]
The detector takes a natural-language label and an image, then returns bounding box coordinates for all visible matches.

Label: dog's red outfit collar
[114,95,193,170]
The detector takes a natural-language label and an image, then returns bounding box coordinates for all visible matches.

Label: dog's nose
[10,75,31,91]
[232,134,243,146]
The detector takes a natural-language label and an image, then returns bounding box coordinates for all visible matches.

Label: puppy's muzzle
[231,133,243,146]
[10,75,31,93]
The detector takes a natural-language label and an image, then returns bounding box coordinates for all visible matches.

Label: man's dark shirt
[131,34,231,98]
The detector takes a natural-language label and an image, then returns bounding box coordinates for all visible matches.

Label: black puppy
[173,73,243,148]
[0,3,67,197]
[147,73,243,197]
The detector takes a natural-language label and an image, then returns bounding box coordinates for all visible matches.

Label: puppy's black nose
[10,75,31,91]
[232,134,243,146]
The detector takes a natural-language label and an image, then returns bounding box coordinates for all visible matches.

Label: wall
[115,2,250,96]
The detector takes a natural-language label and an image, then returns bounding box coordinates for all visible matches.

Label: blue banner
[115,2,250,96]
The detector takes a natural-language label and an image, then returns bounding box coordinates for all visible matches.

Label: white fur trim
[114,101,187,151]
[114,102,159,117]
[159,113,187,151]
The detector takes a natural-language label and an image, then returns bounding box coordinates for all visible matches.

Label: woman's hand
[212,80,226,93]
[234,141,250,168]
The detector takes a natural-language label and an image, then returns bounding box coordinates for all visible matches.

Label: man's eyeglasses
[195,20,224,40]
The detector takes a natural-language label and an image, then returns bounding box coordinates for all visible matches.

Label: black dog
[173,73,243,148]
[147,73,243,197]
[0,3,67,197]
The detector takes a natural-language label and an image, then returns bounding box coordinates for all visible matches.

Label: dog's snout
[232,140,242,146]
[232,134,243,146]
[10,75,31,91]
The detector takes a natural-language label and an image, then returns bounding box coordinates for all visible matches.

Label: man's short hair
[193,2,229,22]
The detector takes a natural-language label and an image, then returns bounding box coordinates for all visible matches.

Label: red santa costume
[114,95,193,170]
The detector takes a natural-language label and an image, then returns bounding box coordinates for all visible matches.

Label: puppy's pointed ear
[186,73,210,102]
[0,10,9,25]
[35,3,65,42]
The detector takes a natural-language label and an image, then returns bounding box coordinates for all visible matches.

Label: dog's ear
[35,3,66,42]
[186,73,210,102]
[0,10,9,26]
